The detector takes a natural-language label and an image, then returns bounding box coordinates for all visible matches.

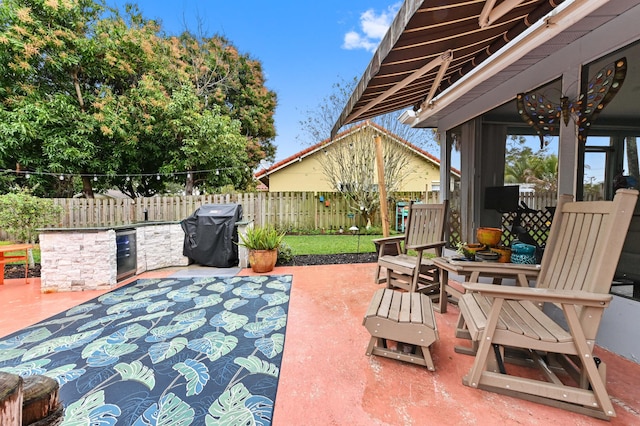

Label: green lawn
[2,235,382,263]
[1,236,378,263]
[282,234,381,255]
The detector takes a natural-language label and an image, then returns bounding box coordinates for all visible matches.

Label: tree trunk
[81,175,94,199]
[185,172,194,195]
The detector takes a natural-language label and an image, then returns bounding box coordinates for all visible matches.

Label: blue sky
[109,0,403,163]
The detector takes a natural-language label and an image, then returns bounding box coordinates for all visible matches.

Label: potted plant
[238,225,285,273]
[455,242,485,260]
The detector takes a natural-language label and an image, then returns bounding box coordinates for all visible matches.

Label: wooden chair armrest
[447,261,540,273]
[372,235,405,244]
[462,283,612,307]
[407,241,446,251]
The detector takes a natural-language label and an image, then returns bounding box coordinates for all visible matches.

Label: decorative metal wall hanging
[516,57,627,148]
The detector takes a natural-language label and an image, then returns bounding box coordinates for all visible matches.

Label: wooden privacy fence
[49,191,428,231]
[1,191,574,243]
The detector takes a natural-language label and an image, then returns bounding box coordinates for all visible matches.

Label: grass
[0,241,41,263]
[282,234,382,255]
[1,234,385,262]
[1,236,378,263]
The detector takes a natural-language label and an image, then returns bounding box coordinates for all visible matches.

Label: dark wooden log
[0,372,23,426]
[21,375,62,426]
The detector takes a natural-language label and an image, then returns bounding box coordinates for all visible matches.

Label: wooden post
[0,372,22,426]
[22,375,62,425]
[375,136,390,237]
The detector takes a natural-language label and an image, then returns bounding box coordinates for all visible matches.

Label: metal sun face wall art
[516,57,627,148]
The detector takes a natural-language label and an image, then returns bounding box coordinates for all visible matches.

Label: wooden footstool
[363,288,439,371]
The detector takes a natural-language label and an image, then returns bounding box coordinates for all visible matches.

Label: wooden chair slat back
[538,189,638,294]
[405,202,447,249]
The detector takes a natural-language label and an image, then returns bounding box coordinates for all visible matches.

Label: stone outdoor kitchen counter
[38,222,188,292]
[37,221,250,292]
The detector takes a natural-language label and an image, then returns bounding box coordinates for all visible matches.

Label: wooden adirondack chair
[373,201,448,295]
[458,189,638,420]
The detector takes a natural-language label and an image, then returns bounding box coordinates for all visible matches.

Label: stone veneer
[40,229,118,292]
[135,224,189,275]
[39,222,250,292]
[39,223,188,292]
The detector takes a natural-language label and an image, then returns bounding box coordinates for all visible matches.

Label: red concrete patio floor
[1,263,639,425]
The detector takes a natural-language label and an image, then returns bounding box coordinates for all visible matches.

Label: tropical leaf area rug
[0,275,292,425]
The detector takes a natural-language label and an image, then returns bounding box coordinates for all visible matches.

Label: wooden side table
[432,257,541,313]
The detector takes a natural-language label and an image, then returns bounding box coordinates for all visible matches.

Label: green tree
[0,0,174,197]
[0,1,272,197]
[176,32,277,175]
[161,85,249,195]
[0,0,104,196]
[525,154,558,192]
[504,135,557,192]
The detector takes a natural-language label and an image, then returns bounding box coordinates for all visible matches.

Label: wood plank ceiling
[332,0,565,137]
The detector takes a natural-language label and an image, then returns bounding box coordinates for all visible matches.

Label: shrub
[276,241,294,265]
[0,188,62,243]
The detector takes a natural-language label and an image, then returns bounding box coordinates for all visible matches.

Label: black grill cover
[181,203,243,267]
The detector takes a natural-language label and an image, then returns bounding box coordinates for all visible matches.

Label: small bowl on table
[475,250,500,262]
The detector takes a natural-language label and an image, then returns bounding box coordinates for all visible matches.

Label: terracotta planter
[490,246,511,263]
[248,249,278,273]
[476,227,502,247]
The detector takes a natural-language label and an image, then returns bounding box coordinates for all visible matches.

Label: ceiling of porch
[333,0,640,136]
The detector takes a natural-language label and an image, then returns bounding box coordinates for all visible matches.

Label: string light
[2,166,254,180]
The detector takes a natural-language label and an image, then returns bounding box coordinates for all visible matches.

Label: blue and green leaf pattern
[0,275,292,425]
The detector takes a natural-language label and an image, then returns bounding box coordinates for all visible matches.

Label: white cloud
[343,31,377,51]
[342,3,401,52]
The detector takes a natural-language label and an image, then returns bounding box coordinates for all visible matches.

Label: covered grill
[181,203,243,267]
